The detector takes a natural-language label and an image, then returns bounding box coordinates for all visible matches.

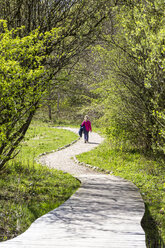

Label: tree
[0,22,47,169]
[0,1,110,168]
[117,0,165,152]
[90,0,165,153]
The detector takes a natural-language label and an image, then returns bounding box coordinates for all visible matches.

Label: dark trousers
[84,131,89,141]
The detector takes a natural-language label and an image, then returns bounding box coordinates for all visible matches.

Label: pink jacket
[81,120,92,132]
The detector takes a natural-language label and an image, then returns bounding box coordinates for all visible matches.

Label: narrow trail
[39,127,104,176]
[1,128,146,248]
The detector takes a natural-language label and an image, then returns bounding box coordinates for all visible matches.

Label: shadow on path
[0,128,146,248]
[87,142,100,145]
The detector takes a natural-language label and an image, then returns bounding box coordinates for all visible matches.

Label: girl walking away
[81,115,92,143]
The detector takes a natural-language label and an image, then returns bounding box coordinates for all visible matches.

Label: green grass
[18,122,78,161]
[76,138,165,247]
[0,121,80,241]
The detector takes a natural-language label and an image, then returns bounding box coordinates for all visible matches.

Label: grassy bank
[76,134,165,247]
[0,121,80,241]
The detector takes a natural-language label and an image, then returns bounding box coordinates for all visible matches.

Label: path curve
[39,127,104,176]
[1,128,146,248]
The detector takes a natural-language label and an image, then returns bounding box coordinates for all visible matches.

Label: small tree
[0,21,47,169]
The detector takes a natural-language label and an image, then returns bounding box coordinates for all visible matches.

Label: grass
[76,136,165,247]
[0,121,80,241]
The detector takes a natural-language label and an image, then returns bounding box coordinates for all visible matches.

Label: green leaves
[0,22,47,168]
[0,0,110,168]
[101,0,165,153]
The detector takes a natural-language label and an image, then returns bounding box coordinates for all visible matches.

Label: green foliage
[115,0,165,153]
[83,0,165,155]
[0,21,49,168]
[0,122,80,241]
[0,0,110,168]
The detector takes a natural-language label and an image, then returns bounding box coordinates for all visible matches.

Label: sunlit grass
[76,138,165,246]
[18,124,78,162]
[0,121,80,241]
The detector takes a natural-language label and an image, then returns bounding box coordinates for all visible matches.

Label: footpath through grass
[0,121,80,241]
[76,132,165,248]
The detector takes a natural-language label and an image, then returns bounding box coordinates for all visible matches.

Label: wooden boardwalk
[0,128,146,248]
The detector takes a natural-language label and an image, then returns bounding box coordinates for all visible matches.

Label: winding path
[1,128,146,248]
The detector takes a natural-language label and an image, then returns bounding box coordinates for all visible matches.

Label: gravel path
[0,127,146,248]
[39,127,104,176]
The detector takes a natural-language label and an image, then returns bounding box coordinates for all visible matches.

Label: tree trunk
[48,104,52,120]
[57,92,60,116]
